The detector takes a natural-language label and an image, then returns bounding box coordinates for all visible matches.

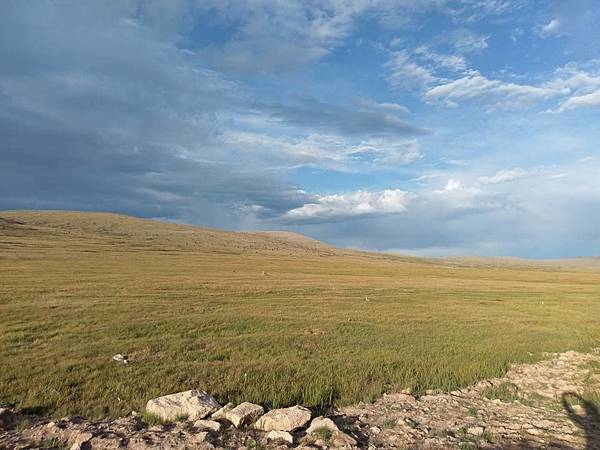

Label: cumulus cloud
[282,189,412,222]
[287,161,600,258]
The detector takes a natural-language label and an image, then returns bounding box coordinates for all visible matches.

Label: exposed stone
[193,431,209,443]
[467,425,484,436]
[266,430,294,444]
[112,354,129,364]
[211,402,234,420]
[222,402,264,428]
[254,405,311,431]
[193,419,222,432]
[145,389,221,421]
[68,431,93,450]
[331,430,358,447]
[306,416,339,434]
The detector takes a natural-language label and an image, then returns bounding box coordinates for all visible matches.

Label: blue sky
[1,1,599,257]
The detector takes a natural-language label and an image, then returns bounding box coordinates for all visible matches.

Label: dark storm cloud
[0,1,310,224]
[262,97,429,137]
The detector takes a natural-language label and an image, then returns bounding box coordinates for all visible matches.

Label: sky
[1,0,599,258]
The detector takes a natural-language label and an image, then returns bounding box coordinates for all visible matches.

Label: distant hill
[1,210,597,269]
[0,210,340,257]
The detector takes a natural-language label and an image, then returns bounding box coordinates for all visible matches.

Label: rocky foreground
[1,350,599,449]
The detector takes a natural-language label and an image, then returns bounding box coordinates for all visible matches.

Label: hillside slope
[0,210,339,257]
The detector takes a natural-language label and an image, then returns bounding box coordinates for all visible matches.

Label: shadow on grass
[562,392,600,450]
[18,405,50,416]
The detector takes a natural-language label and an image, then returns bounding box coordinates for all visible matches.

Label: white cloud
[414,46,467,71]
[357,98,410,113]
[446,29,489,53]
[223,132,422,171]
[283,189,412,221]
[557,89,600,112]
[423,61,600,110]
[456,0,524,19]
[385,50,440,89]
[535,18,561,38]
[425,71,554,108]
[437,179,463,193]
[479,167,528,184]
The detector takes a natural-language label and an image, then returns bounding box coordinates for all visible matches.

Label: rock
[0,407,17,430]
[69,431,93,450]
[331,430,357,447]
[211,402,234,420]
[266,430,294,444]
[254,405,311,431]
[47,420,64,430]
[193,431,209,443]
[306,416,339,434]
[193,419,222,432]
[467,426,485,436]
[222,402,264,428]
[112,354,129,364]
[146,389,221,421]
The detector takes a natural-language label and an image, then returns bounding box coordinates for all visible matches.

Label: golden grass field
[1,210,599,419]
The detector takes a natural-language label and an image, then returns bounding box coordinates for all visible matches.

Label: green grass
[313,427,333,441]
[139,412,165,426]
[382,418,396,429]
[482,382,520,402]
[1,211,600,419]
[39,436,66,449]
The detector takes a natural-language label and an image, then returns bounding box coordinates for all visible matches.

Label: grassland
[1,210,600,419]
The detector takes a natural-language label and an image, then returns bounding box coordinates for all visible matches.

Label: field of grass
[1,210,600,419]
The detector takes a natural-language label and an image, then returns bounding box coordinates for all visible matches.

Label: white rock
[112,354,128,364]
[306,416,339,434]
[145,390,221,422]
[467,426,485,436]
[211,403,234,420]
[254,405,311,431]
[223,402,264,428]
[193,419,222,432]
[266,430,294,444]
